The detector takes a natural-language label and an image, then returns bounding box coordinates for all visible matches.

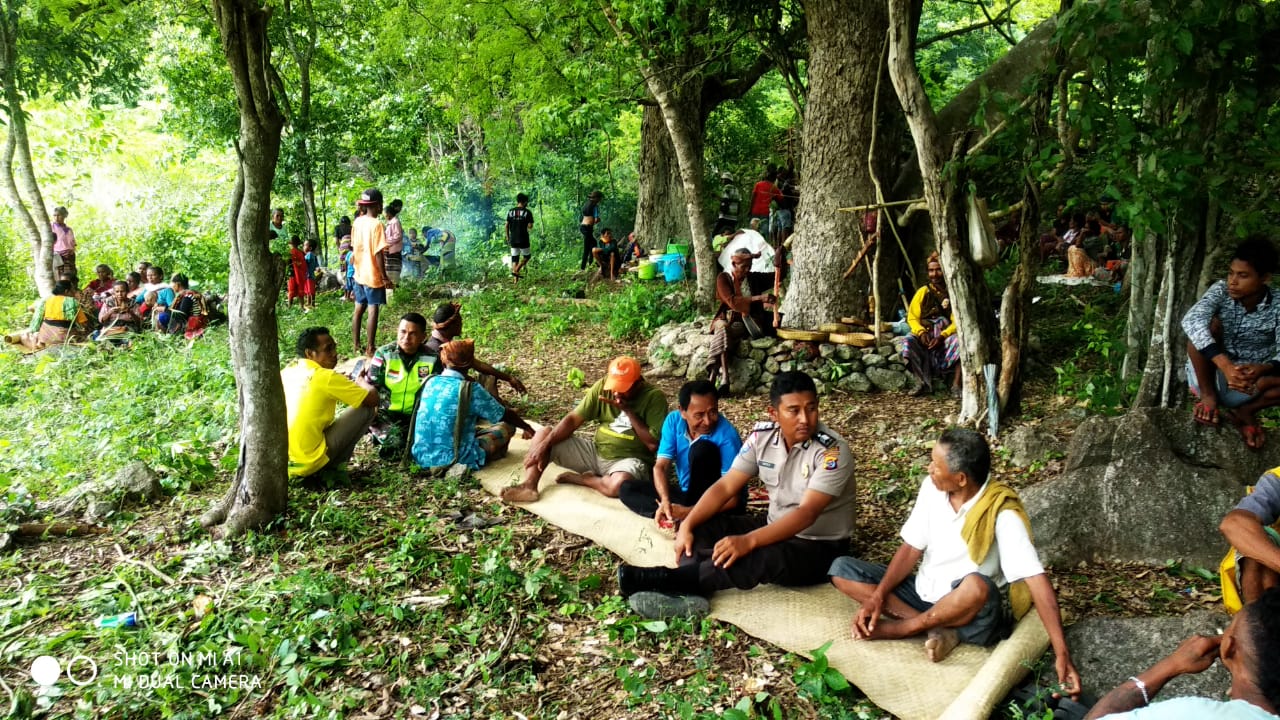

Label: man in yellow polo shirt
[283,326,379,479]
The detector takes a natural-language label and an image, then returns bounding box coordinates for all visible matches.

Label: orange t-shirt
[351,215,389,288]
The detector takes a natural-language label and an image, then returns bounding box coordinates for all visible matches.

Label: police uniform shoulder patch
[822,447,840,471]
[813,431,836,448]
[752,421,778,432]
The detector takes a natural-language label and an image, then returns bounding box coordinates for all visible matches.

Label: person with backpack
[410,340,534,472]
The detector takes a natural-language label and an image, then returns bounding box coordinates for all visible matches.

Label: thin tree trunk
[888,0,993,424]
[997,182,1040,415]
[780,0,887,328]
[633,105,687,253]
[643,69,714,306]
[0,7,53,295]
[201,0,289,538]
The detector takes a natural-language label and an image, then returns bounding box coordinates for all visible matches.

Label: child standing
[303,239,320,311]
[287,236,307,308]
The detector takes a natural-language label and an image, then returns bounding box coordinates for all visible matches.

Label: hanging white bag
[967,192,999,269]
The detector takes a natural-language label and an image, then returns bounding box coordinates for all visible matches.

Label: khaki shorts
[550,435,648,481]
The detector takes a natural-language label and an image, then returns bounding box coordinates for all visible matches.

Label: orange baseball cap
[603,356,642,392]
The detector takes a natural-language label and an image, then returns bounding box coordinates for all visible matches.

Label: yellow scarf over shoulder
[960,481,1033,619]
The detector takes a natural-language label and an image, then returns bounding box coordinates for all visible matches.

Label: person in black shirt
[580,190,603,270]
[506,193,535,282]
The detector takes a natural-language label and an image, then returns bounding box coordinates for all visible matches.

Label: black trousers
[618,440,746,517]
[682,514,848,594]
[580,225,595,269]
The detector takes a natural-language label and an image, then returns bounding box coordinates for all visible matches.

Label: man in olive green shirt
[502,356,668,503]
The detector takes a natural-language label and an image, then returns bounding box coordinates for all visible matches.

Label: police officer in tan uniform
[617,371,856,618]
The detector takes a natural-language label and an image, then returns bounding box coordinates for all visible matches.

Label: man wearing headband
[501,356,667,504]
[423,302,527,399]
[411,340,535,471]
[350,188,390,357]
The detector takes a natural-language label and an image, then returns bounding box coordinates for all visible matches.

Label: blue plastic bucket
[663,253,685,282]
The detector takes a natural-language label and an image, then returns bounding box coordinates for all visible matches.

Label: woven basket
[775,328,830,342]
[827,332,877,347]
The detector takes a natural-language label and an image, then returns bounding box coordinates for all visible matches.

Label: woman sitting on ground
[166,273,209,339]
[902,253,961,396]
[410,340,535,472]
[4,280,90,351]
[97,280,144,343]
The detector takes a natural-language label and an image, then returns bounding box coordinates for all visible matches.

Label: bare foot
[924,628,960,662]
[500,486,539,504]
[555,471,594,486]
[852,617,911,640]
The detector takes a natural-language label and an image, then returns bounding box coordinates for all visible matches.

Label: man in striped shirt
[1182,237,1280,449]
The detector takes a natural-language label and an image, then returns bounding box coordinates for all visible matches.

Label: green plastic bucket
[666,242,690,256]
[637,260,656,280]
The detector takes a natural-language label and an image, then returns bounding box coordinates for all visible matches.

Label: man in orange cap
[501,356,668,504]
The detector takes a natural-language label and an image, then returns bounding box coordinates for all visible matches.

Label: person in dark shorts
[506,192,534,281]
[580,190,602,270]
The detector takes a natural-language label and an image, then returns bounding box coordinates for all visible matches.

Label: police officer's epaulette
[813,431,836,448]
[751,421,778,432]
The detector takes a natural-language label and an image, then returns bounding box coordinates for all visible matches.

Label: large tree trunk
[633,105,687,253]
[780,0,888,328]
[888,0,994,424]
[200,0,289,538]
[0,7,54,295]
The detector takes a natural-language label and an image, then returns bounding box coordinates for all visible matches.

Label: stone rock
[860,347,876,356]
[764,358,780,374]
[1022,408,1280,567]
[685,347,712,382]
[819,343,837,359]
[750,337,776,349]
[876,344,896,358]
[315,268,344,292]
[648,356,687,378]
[888,354,906,367]
[736,340,752,358]
[110,462,163,504]
[779,361,796,373]
[1003,425,1064,468]
[843,358,864,372]
[758,371,774,387]
[836,345,856,362]
[445,463,471,480]
[84,500,115,523]
[837,372,871,393]
[749,349,766,363]
[729,358,762,393]
[866,367,908,392]
[863,352,887,368]
[1056,611,1231,700]
[813,379,827,395]
[0,533,11,553]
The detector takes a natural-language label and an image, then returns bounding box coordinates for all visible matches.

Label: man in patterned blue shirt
[1182,237,1280,448]
[410,340,534,471]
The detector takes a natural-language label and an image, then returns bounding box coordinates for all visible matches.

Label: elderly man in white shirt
[828,428,1081,701]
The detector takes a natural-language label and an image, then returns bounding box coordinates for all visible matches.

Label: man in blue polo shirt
[619,380,745,527]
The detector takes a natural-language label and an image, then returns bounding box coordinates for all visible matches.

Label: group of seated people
[1039,199,1132,282]
[283,323,1083,695]
[3,261,213,352]
[590,229,645,281]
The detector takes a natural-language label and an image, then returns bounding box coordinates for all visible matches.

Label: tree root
[16,523,108,537]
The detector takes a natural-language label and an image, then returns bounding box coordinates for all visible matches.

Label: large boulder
[1003,424,1065,468]
[865,367,908,392]
[728,358,762,394]
[1022,408,1280,567]
[1059,610,1231,700]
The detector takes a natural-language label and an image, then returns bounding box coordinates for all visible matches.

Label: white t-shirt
[1098,697,1274,719]
[900,480,1044,604]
